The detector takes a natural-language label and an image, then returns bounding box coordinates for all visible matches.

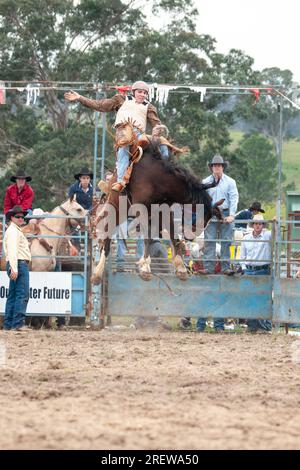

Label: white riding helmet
[131,81,149,93]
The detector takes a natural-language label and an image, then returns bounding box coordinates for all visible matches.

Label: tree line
[0,0,297,210]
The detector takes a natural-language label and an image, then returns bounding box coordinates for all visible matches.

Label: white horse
[26,196,88,271]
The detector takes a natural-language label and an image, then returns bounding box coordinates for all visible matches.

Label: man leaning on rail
[240,214,272,333]
[196,154,239,333]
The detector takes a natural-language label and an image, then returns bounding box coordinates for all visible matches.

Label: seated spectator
[240,214,272,333]
[4,169,34,216]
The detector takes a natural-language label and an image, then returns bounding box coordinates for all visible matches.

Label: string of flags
[0,82,41,106]
[0,80,298,109]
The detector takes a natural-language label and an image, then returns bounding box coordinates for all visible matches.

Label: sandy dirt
[0,328,300,450]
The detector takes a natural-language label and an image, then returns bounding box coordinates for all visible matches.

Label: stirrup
[98,180,109,194]
[111,182,125,192]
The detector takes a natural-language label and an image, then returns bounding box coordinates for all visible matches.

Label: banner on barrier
[0,272,72,314]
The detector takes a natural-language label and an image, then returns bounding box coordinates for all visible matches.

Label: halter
[36,203,84,249]
[59,204,85,228]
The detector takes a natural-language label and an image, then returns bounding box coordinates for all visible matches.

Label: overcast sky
[145,0,299,83]
[196,0,299,82]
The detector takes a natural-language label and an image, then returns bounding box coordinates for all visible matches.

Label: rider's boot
[111,181,126,192]
[98,180,109,194]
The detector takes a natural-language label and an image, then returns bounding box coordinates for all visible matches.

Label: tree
[0,0,289,210]
[234,67,298,154]
[229,133,279,208]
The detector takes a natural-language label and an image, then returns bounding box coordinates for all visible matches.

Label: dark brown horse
[93,141,221,283]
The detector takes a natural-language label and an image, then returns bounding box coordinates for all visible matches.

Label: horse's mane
[144,142,212,205]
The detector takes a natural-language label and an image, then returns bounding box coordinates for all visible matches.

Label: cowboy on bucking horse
[65,81,162,192]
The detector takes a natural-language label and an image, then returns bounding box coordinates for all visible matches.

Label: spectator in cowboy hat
[196,154,239,333]
[3,205,31,331]
[201,154,239,275]
[4,169,35,216]
[67,166,93,256]
[240,213,272,333]
[235,201,265,230]
[68,166,93,210]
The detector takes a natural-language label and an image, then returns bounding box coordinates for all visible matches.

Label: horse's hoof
[176,271,188,281]
[139,272,152,281]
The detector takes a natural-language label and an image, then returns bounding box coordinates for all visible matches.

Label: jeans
[196,317,225,331]
[203,209,233,273]
[117,128,142,182]
[244,267,272,332]
[160,144,169,160]
[4,260,30,330]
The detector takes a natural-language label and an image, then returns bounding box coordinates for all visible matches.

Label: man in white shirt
[240,214,272,333]
[201,154,239,275]
[3,205,31,331]
[197,155,239,332]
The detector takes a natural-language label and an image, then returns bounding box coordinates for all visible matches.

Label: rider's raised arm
[76,93,125,113]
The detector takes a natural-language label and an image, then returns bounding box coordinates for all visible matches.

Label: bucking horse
[92,123,222,284]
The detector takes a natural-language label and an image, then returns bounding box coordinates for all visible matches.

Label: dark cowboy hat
[249,201,265,213]
[207,154,229,170]
[6,205,28,221]
[74,167,93,180]
[10,170,32,182]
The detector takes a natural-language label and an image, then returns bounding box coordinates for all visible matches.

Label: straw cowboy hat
[10,170,32,182]
[74,167,93,180]
[250,213,267,226]
[207,154,229,170]
[6,205,28,221]
[249,201,265,213]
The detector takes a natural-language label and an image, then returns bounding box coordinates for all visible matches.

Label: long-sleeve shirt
[4,183,35,214]
[235,209,253,229]
[240,230,272,269]
[4,222,31,272]
[68,181,93,210]
[202,173,239,216]
[78,93,161,130]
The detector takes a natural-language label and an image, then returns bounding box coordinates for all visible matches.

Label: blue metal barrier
[102,219,300,324]
[106,270,273,320]
[0,213,89,318]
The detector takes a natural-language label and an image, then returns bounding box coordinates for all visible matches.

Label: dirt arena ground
[0,328,300,450]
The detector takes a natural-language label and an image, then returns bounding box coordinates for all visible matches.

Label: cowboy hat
[250,213,266,226]
[207,154,229,170]
[6,205,28,221]
[249,201,265,213]
[74,167,93,180]
[10,170,32,182]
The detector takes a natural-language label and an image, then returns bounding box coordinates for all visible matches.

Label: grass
[229,130,300,215]
[229,130,300,190]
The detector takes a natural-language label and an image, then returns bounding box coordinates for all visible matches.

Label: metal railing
[0,212,90,317]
